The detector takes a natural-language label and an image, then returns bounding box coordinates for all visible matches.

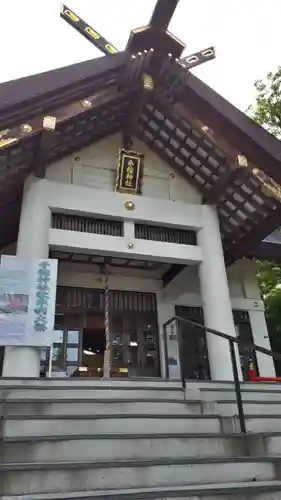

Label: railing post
[229,339,246,434]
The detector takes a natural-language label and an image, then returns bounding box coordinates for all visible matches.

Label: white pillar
[198,205,241,381]
[3,177,50,378]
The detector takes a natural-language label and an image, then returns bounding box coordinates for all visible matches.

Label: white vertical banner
[0,256,58,346]
[165,319,181,379]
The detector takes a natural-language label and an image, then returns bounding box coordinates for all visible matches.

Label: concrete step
[1,399,201,416]
[217,400,281,416]
[1,387,185,401]
[2,433,248,463]
[3,413,221,438]
[246,416,281,434]
[1,457,277,495]
[185,381,281,392]
[197,388,281,404]
[0,378,182,389]
[222,415,281,434]
[2,481,281,499]
[185,380,281,403]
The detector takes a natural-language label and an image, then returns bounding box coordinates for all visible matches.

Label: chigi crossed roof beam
[60,2,215,148]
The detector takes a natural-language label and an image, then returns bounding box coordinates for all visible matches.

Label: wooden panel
[175,306,210,381]
[52,213,123,236]
[135,224,197,245]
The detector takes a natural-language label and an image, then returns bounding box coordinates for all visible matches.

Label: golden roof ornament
[43,116,57,131]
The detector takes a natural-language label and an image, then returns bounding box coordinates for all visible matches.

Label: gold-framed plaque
[116,148,144,195]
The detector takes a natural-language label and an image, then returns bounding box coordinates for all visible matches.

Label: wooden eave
[0,52,127,130]
[1,54,281,265]
[249,241,281,263]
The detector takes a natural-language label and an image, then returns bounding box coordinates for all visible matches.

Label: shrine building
[0,2,281,382]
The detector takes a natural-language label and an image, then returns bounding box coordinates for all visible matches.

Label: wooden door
[109,290,160,378]
[175,306,210,380]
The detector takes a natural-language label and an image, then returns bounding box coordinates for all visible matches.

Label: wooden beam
[150,0,180,29]
[203,163,249,205]
[122,74,154,149]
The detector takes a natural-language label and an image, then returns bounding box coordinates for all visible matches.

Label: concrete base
[2,346,40,378]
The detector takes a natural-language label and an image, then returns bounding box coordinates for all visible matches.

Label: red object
[249,376,281,382]
[248,368,257,381]
[248,359,281,382]
[248,367,281,382]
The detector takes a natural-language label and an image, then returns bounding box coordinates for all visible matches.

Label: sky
[1,0,281,111]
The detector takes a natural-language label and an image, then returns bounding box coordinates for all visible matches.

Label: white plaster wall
[170,260,264,310]
[46,133,202,205]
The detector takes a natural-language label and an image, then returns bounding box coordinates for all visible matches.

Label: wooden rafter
[178,66,281,185]
[225,204,281,265]
[204,164,248,205]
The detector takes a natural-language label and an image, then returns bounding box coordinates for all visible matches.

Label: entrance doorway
[41,287,160,378]
[82,315,105,377]
[175,306,256,381]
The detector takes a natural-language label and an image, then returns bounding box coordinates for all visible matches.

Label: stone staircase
[1,379,281,499]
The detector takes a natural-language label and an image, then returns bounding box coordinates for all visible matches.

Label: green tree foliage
[257,262,281,373]
[249,67,281,137]
[249,67,281,370]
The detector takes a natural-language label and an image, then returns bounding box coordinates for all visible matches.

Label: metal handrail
[163,315,281,434]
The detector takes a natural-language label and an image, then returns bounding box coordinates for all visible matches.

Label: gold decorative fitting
[81,99,92,108]
[43,116,57,131]
[237,154,248,168]
[20,123,32,133]
[125,200,135,211]
[0,128,18,148]
[252,167,281,202]
[143,74,154,91]
[0,137,18,148]
[127,242,134,249]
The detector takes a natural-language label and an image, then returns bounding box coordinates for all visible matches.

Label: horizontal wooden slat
[135,223,197,245]
[52,213,123,237]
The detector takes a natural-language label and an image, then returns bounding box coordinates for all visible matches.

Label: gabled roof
[1,52,281,264]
